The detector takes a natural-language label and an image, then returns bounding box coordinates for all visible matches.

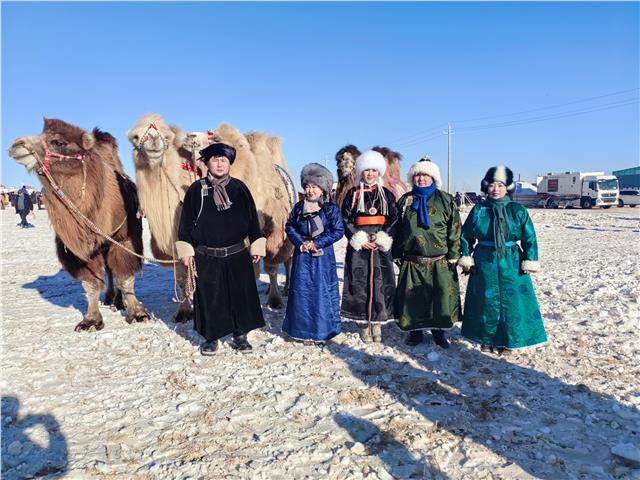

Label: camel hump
[92,128,118,148]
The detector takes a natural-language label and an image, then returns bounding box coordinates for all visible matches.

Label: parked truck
[536,171,619,209]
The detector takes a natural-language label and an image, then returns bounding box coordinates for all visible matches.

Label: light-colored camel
[8,118,148,331]
[127,113,203,322]
[182,124,295,308]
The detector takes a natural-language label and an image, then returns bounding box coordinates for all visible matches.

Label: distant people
[459,166,547,355]
[282,164,345,343]
[176,143,266,355]
[393,157,462,349]
[15,188,34,228]
[36,191,44,210]
[341,150,398,343]
[0,193,7,210]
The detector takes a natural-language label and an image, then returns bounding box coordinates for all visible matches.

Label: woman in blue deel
[282,163,344,343]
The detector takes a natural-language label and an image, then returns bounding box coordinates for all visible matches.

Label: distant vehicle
[618,190,640,208]
[536,171,619,209]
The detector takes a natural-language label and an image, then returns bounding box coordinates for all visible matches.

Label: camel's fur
[182,124,295,308]
[8,118,148,331]
[334,144,408,208]
[127,113,201,322]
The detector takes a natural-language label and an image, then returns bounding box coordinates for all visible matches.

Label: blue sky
[2,1,638,192]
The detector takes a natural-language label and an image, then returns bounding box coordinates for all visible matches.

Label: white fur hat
[407,155,443,188]
[355,150,387,181]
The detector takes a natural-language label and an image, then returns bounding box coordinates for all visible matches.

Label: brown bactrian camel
[8,118,148,331]
[126,113,203,322]
[334,144,408,208]
[182,124,295,308]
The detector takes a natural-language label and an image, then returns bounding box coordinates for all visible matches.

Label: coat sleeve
[340,188,358,240]
[458,205,478,269]
[285,203,305,248]
[176,184,198,258]
[243,183,266,257]
[313,204,345,249]
[392,194,409,259]
[519,206,540,271]
[445,195,462,263]
[382,188,399,238]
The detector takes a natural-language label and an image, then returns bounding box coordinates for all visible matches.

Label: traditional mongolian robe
[282,201,345,341]
[459,199,547,349]
[340,184,398,323]
[393,189,462,331]
[176,177,265,342]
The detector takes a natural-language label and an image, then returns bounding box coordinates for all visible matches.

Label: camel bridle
[132,123,169,153]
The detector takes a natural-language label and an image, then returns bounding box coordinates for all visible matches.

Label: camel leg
[75,279,105,332]
[172,263,193,323]
[264,262,284,309]
[103,267,124,311]
[115,275,149,324]
[283,257,292,296]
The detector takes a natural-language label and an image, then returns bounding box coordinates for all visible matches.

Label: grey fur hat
[301,163,334,194]
[481,165,516,193]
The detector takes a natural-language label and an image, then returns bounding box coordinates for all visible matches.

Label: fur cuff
[175,241,195,258]
[250,237,266,257]
[374,231,393,252]
[350,230,369,251]
[447,258,459,264]
[457,256,474,269]
[521,260,540,272]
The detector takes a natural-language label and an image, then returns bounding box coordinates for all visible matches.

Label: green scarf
[485,196,511,257]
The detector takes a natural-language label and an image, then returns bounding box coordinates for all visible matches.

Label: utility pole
[443,123,454,194]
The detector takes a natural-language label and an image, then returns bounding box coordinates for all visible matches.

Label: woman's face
[362,169,380,185]
[304,182,323,200]
[487,181,508,199]
[413,173,434,187]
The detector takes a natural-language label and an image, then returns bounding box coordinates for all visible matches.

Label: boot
[231,333,253,352]
[200,340,218,356]
[405,330,424,346]
[361,326,373,343]
[431,330,450,349]
[372,323,382,343]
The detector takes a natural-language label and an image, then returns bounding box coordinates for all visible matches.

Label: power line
[385,123,447,147]
[452,87,639,124]
[456,97,638,132]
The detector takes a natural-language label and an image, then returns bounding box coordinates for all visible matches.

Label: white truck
[536,171,619,209]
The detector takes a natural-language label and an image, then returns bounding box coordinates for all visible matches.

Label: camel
[8,118,148,331]
[334,144,408,208]
[181,124,295,308]
[126,113,202,322]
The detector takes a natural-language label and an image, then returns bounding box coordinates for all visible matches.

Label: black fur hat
[481,165,515,193]
[200,142,236,164]
[301,163,334,194]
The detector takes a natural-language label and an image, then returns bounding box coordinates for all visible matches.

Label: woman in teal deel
[458,166,547,355]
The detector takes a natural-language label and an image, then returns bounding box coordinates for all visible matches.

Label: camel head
[335,144,361,181]
[9,118,102,173]
[127,113,184,169]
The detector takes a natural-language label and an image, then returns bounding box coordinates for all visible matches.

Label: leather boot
[200,340,218,356]
[431,330,450,349]
[405,330,424,346]
[232,333,252,352]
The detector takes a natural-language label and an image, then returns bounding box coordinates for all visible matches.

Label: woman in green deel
[458,166,547,355]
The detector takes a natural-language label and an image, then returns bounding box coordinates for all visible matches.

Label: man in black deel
[176,142,266,355]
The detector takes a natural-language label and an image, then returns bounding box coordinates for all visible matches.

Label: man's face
[207,156,231,177]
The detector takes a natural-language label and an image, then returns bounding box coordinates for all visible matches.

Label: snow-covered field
[1,207,639,480]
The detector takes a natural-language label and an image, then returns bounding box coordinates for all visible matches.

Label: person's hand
[307,241,318,253]
[461,266,474,276]
[181,256,193,267]
[252,255,261,264]
[362,241,378,250]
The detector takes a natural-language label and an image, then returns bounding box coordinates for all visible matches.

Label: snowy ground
[1,206,639,480]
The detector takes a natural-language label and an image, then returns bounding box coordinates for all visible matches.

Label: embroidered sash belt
[403,254,445,265]
[355,215,386,226]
